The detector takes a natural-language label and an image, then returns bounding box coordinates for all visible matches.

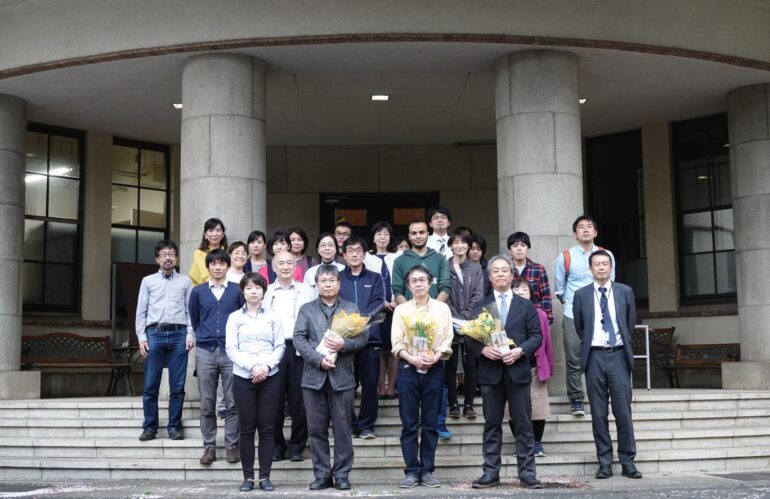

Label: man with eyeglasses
[135,240,194,442]
[293,264,367,491]
[339,236,385,439]
[333,222,353,264]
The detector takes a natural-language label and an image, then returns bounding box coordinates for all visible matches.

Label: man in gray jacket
[293,264,368,491]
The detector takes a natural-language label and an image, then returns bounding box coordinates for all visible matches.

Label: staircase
[1,390,770,482]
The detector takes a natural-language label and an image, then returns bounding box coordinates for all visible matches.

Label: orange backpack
[563,247,604,279]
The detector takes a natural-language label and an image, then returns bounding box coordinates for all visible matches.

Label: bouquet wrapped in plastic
[316,310,370,363]
[401,308,437,373]
[457,308,515,354]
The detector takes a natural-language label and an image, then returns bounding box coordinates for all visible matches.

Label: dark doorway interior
[320,192,439,241]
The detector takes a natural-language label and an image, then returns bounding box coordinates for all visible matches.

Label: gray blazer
[573,281,637,373]
[293,297,368,391]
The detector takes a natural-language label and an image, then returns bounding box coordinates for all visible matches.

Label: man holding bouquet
[293,264,368,491]
[391,265,454,488]
[465,255,543,489]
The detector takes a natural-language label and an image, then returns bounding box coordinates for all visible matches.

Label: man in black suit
[466,255,543,489]
[573,250,642,480]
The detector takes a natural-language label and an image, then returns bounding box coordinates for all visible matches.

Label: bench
[668,342,740,388]
[21,333,133,396]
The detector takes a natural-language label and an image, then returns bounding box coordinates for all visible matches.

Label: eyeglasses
[345,247,364,254]
[335,231,351,237]
[317,278,339,285]
[318,242,336,248]
[158,252,176,258]
[408,277,429,284]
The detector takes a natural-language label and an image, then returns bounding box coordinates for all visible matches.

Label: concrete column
[180,53,267,268]
[723,83,770,389]
[81,132,113,322]
[642,123,679,313]
[495,50,583,395]
[0,94,40,399]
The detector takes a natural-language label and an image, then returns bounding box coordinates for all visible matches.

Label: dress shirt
[494,289,513,325]
[391,298,453,360]
[209,280,227,301]
[225,305,285,379]
[554,245,616,319]
[263,279,314,342]
[427,233,452,259]
[591,282,622,347]
[135,270,194,344]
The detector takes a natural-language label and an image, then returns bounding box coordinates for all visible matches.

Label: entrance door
[320,192,439,240]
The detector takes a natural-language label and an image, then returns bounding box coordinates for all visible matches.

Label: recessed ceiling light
[172,103,183,109]
[579,98,588,104]
[371,94,389,101]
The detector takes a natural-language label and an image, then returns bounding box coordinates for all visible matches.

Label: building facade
[0,0,769,398]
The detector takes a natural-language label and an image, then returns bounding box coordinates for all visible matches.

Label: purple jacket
[534,307,554,382]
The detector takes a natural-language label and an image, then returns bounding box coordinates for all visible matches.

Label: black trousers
[446,340,479,407]
[352,344,381,433]
[273,341,308,457]
[232,373,281,480]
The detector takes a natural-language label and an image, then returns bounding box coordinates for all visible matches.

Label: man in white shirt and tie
[426,205,453,259]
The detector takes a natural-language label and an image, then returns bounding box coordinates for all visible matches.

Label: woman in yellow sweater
[189,217,229,285]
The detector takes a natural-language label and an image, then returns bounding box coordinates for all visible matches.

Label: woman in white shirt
[226,241,248,284]
[226,273,285,492]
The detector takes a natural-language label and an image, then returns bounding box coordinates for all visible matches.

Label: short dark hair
[408,220,428,232]
[507,231,531,249]
[205,248,231,268]
[267,230,290,257]
[369,221,398,254]
[512,276,532,296]
[247,230,267,245]
[154,240,179,258]
[198,218,228,252]
[572,214,598,233]
[239,272,267,294]
[427,204,452,223]
[405,264,434,284]
[471,234,487,254]
[448,231,473,247]
[589,249,612,267]
[334,221,353,231]
[227,241,247,255]
[342,235,368,253]
[315,232,339,254]
[395,235,410,250]
[315,263,340,283]
[288,227,309,255]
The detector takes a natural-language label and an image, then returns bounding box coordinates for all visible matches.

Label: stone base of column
[723,361,770,389]
[158,365,200,402]
[0,371,40,399]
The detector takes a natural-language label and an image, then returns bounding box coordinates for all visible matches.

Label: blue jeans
[142,327,188,432]
[398,360,443,477]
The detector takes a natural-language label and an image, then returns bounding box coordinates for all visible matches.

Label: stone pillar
[723,83,770,389]
[495,50,583,395]
[179,54,267,400]
[0,94,40,399]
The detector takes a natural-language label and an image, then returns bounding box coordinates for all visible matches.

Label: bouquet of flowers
[316,310,370,363]
[457,308,515,354]
[401,308,437,373]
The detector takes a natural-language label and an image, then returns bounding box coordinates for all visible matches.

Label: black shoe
[259,479,275,491]
[273,450,285,462]
[472,473,500,488]
[622,464,642,479]
[239,480,254,492]
[289,454,304,462]
[335,477,351,490]
[521,475,543,489]
[167,428,184,440]
[309,477,334,490]
[138,429,156,441]
[595,466,612,479]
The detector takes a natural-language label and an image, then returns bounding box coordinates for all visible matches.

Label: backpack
[563,246,604,279]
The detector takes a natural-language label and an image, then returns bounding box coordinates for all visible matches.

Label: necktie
[438,239,446,256]
[499,293,508,328]
[599,287,617,346]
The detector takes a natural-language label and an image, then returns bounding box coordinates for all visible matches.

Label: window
[111,138,170,263]
[673,114,735,301]
[23,124,84,313]
[586,130,647,305]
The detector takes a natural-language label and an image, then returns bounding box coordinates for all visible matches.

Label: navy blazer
[466,292,542,385]
[573,281,637,373]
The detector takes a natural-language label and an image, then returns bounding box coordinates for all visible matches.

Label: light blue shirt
[225,305,285,380]
[554,245,615,319]
[135,270,194,344]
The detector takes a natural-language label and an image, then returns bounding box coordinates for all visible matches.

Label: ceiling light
[697,175,711,180]
[172,103,183,109]
[723,143,730,148]
[371,94,389,101]
[579,98,588,104]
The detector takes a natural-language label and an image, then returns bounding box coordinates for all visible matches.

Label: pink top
[534,307,554,382]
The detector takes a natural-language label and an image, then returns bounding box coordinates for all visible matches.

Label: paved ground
[2,472,770,498]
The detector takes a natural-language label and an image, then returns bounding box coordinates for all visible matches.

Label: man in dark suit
[466,255,543,489]
[573,250,642,480]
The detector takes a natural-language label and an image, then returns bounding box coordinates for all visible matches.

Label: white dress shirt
[209,279,228,301]
[427,233,452,259]
[591,282,623,347]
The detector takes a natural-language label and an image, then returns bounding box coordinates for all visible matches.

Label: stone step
[2,445,769,481]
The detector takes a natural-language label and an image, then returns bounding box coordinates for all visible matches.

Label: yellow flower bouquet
[458,308,515,353]
[402,308,437,373]
[316,310,370,362]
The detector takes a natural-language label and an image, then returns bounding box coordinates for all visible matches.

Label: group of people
[135,206,642,492]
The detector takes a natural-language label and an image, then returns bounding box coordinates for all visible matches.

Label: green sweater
[391,248,451,300]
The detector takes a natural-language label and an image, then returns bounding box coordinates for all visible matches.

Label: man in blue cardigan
[189,249,244,465]
[339,236,385,440]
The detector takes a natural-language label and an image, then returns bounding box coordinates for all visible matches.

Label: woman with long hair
[189,217,228,285]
